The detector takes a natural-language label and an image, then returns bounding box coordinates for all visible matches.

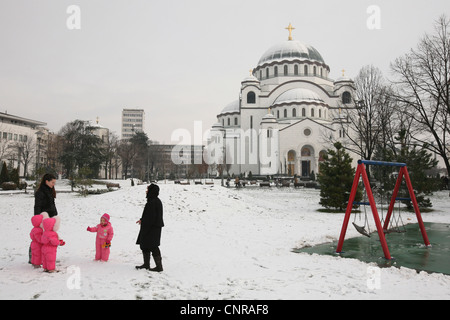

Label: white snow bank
[1,181,450,300]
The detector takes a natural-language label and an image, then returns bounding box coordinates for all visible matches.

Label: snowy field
[1,179,450,300]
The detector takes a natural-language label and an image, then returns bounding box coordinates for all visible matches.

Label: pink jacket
[30,215,44,246]
[87,222,114,246]
[41,218,60,251]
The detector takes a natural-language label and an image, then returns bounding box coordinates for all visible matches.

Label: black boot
[149,255,163,272]
[135,251,150,270]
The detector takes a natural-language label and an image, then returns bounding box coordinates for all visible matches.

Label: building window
[266,68,269,78]
[302,108,306,117]
[342,91,352,104]
[294,65,298,75]
[234,117,238,125]
[284,65,288,76]
[274,66,278,77]
[227,118,230,126]
[247,91,256,104]
[319,109,322,118]
[277,110,280,118]
[301,146,311,156]
[292,108,296,117]
[304,128,312,136]
[313,66,317,75]
[284,109,287,117]
[311,108,315,117]
[304,65,308,75]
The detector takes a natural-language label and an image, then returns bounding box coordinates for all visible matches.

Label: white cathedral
[207,24,356,178]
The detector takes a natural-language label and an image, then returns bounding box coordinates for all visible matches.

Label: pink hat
[102,213,110,222]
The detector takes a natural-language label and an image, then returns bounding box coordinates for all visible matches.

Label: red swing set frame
[336,160,431,260]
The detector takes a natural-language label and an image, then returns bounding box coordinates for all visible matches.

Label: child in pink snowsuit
[30,214,44,268]
[87,213,114,262]
[41,217,64,272]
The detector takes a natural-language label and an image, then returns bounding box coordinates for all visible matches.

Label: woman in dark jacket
[136,183,164,272]
[34,173,58,217]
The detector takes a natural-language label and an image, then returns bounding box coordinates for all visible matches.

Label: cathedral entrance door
[301,160,310,177]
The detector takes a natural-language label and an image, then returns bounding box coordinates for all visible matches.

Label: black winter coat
[136,185,164,250]
[34,185,58,217]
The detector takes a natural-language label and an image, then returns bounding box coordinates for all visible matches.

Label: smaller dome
[218,100,240,116]
[261,112,278,124]
[272,88,323,107]
[242,75,260,83]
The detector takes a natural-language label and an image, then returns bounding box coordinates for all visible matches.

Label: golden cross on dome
[285,23,295,40]
[249,69,253,76]
[342,69,346,77]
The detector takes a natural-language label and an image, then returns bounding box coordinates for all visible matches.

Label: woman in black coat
[136,183,164,272]
[34,173,58,217]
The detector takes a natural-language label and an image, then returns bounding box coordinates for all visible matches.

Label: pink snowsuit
[41,218,60,271]
[30,215,44,266]
[87,214,114,261]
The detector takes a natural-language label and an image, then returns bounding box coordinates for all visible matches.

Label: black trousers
[142,247,161,256]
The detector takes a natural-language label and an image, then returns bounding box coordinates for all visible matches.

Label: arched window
[342,91,351,104]
[319,109,322,118]
[277,110,280,118]
[304,65,308,75]
[234,117,238,125]
[302,108,306,117]
[247,91,256,104]
[294,65,299,75]
[274,66,278,77]
[227,118,230,126]
[266,68,269,79]
[311,108,315,117]
[313,66,317,75]
[292,108,296,117]
[284,109,287,117]
[284,65,288,76]
[301,147,311,157]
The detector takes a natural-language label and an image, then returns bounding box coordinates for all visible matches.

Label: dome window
[284,65,288,76]
[342,91,352,104]
[294,65,299,75]
[304,65,308,76]
[247,91,256,104]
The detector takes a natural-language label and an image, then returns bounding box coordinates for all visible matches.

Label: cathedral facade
[207,25,356,178]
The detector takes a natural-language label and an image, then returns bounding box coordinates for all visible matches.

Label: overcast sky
[1,0,449,144]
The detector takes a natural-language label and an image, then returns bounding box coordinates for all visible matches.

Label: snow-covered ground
[1,179,450,300]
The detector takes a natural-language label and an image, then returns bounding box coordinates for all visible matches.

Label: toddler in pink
[41,216,64,272]
[87,213,114,262]
[30,214,44,268]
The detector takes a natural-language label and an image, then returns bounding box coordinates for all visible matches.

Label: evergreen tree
[318,142,361,211]
[0,162,9,184]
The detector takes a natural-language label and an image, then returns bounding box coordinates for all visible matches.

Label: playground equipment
[336,160,431,260]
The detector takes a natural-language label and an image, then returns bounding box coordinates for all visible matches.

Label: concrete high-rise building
[121,108,145,139]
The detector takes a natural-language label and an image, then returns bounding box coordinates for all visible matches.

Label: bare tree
[334,65,393,161]
[391,15,450,175]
